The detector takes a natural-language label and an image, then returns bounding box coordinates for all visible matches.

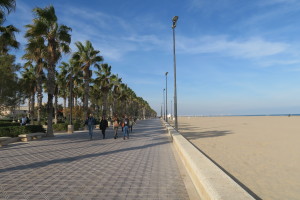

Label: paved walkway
[0,119,190,200]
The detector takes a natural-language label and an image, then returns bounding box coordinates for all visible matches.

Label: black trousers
[101,129,106,139]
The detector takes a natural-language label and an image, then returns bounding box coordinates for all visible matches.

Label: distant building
[1,105,29,117]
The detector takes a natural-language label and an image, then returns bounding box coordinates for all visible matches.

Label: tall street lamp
[172,16,178,130]
[68,68,74,133]
[165,72,168,122]
[171,100,173,120]
[163,88,166,121]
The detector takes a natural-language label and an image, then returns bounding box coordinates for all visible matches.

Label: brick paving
[0,119,190,200]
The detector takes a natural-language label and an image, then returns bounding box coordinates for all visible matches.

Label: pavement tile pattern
[0,119,190,200]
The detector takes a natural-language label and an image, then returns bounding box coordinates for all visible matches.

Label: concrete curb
[162,120,255,200]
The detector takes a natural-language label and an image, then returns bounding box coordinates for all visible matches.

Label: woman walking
[113,116,119,139]
[129,117,134,133]
[123,115,129,140]
[100,116,108,139]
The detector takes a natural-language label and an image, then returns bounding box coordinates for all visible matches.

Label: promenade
[0,119,191,200]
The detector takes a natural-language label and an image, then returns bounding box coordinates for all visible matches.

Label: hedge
[0,122,20,127]
[53,123,68,131]
[0,120,12,123]
[0,125,45,137]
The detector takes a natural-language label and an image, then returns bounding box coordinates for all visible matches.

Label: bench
[0,137,20,147]
[18,132,45,142]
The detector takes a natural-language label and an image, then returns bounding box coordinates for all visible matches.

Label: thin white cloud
[258,0,299,7]
[57,5,168,61]
[177,35,288,58]
[260,59,300,67]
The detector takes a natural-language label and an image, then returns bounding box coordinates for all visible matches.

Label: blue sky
[5,0,300,115]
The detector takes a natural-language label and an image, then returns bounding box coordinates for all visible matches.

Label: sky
[5,0,300,116]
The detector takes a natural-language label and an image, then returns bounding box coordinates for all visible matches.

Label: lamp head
[165,72,168,75]
[172,16,178,23]
[172,16,179,28]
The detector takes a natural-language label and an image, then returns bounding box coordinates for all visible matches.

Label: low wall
[162,121,255,200]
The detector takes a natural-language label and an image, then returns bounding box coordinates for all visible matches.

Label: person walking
[121,116,124,132]
[85,114,96,140]
[123,115,129,140]
[129,117,134,133]
[113,116,119,139]
[100,116,108,139]
[20,115,27,126]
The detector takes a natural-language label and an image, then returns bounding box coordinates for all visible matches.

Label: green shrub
[0,122,20,127]
[24,125,45,133]
[0,125,45,137]
[0,119,12,123]
[74,120,84,131]
[53,123,68,131]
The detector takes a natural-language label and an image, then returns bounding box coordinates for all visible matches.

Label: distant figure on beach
[113,116,119,139]
[85,114,96,140]
[100,116,108,139]
[123,115,129,140]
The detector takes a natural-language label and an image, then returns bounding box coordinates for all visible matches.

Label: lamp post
[172,16,178,130]
[68,67,74,133]
[171,100,173,120]
[165,72,168,122]
[163,88,166,121]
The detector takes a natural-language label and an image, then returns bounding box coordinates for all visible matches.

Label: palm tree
[0,0,16,22]
[0,0,18,54]
[57,62,70,119]
[90,80,102,118]
[58,59,82,123]
[110,74,122,116]
[0,24,19,54]
[72,40,103,119]
[25,5,71,136]
[20,64,37,123]
[94,63,113,117]
[23,36,46,123]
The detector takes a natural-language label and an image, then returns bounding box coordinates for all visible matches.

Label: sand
[172,116,300,200]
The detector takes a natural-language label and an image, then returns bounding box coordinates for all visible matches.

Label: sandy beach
[172,116,300,200]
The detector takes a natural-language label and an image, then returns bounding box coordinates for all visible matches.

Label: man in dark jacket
[100,116,108,139]
[85,114,96,140]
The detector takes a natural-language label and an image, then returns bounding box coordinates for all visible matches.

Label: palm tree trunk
[37,74,43,123]
[46,66,55,136]
[83,74,89,119]
[54,92,58,124]
[63,97,66,118]
[30,91,35,124]
[112,98,116,116]
[102,92,108,117]
[28,96,31,118]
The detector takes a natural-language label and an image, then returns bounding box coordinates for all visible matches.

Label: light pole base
[68,125,74,133]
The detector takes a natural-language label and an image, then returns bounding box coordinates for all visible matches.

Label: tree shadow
[0,140,169,173]
[182,130,233,140]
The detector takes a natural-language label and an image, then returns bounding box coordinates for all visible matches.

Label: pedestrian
[100,116,108,139]
[85,113,96,140]
[123,115,129,140]
[121,116,124,132]
[20,115,27,126]
[113,116,119,139]
[129,117,134,133]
